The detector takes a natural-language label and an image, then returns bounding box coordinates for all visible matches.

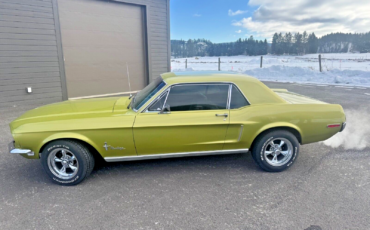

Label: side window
[165,84,229,112]
[230,85,249,109]
[147,91,168,112]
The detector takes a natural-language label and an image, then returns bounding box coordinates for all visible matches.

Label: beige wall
[58,0,147,97]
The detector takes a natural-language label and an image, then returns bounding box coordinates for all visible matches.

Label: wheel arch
[249,124,302,152]
[38,133,104,162]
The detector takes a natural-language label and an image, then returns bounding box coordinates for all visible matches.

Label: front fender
[37,132,101,157]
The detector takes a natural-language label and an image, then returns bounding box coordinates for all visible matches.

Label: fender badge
[103,142,125,151]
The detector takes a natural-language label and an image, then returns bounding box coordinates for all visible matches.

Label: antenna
[126,62,132,97]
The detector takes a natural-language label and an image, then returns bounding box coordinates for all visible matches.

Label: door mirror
[159,104,170,114]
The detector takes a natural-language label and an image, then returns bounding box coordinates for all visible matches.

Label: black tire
[251,130,299,172]
[41,140,95,186]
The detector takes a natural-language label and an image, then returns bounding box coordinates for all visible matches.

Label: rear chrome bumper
[8,141,34,156]
[340,122,346,132]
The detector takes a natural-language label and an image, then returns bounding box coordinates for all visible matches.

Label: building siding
[0,0,170,107]
[0,0,63,107]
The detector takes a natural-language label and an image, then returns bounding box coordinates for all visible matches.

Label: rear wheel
[252,130,299,172]
[41,140,95,186]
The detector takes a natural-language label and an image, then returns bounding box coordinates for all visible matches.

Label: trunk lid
[272,89,327,104]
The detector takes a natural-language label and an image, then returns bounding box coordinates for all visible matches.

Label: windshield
[132,77,166,110]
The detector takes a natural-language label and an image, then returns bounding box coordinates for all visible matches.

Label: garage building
[0,0,171,107]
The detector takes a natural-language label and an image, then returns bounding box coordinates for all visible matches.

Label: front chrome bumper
[8,141,34,156]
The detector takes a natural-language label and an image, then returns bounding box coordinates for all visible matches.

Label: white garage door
[58,0,147,98]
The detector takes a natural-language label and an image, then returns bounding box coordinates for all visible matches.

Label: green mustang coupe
[9,72,346,185]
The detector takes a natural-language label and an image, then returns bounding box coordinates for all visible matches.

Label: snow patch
[242,66,370,87]
[171,54,370,87]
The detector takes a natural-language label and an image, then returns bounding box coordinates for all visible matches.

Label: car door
[223,84,251,150]
[133,83,231,155]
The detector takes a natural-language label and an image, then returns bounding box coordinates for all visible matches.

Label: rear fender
[251,122,303,144]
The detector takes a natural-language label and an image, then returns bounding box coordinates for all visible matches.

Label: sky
[170,0,370,43]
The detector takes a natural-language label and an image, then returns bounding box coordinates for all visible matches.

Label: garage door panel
[59,7,143,21]
[66,71,144,97]
[63,48,145,65]
[65,66,145,80]
[59,0,142,18]
[61,30,144,47]
[59,13,143,32]
[59,0,147,98]
[67,80,127,97]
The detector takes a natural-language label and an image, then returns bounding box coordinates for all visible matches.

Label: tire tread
[251,130,299,172]
[41,140,95,186]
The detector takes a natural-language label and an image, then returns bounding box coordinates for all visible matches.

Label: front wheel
[251,130,299,172]
[41,140,95,186]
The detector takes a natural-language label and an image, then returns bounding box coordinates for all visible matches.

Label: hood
[10,96,131,133]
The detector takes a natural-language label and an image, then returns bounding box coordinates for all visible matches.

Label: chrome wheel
[264,138,293,167]
[47,148,79,180]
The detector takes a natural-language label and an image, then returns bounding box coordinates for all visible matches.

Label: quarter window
[230,85,249,109]
[165,84,229,112]
[148,91,168,112]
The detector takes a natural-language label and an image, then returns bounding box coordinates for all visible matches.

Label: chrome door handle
[215,113,228,117]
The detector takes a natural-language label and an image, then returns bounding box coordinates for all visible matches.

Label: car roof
[161,71,260,84]
[160,72,286,105]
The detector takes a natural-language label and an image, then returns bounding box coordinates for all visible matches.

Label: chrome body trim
[104,148,249,162]
[8,141,34,156]
[238,125,244,142]
[142,88,170,113]
[340,122,346,132]
[144,89,170,113]
[162,87,171,109]
[215,113,228,117]
[227,84,232,109]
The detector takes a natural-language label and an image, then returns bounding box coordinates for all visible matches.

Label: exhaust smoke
[323,109,370,150]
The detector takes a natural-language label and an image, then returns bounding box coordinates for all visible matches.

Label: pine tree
[302,31,308,54]
[171,30,370,57]
[284,32,292,54]
[294,32,303,54]
[271,33,278,54]
[263,39,268,55]
[308,33,319,53]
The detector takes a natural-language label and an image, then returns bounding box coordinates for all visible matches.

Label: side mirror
[159,104,170,114]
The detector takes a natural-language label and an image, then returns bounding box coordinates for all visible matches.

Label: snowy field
[171,53,370,87]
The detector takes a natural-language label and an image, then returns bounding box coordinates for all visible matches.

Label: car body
[9,72,346,185]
